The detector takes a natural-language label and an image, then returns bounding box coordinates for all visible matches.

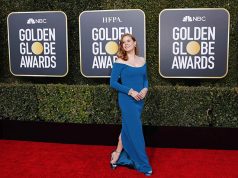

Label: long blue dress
[110,62,152,174]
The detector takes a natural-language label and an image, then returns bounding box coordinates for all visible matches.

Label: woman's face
[122,35,136,53]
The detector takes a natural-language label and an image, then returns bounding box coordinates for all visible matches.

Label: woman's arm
[143,64,149,89]
[110,64,131,94]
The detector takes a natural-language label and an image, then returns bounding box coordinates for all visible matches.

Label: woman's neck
[127,52,136,62]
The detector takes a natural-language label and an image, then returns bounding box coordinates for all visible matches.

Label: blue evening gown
[110,62,152,174]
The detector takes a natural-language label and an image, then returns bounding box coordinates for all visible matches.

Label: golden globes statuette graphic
[7,11,68,77]
[31,42,44,55]
[186,41,200,55]
[159,8,230,78]
[105,41,118,55]
[79,9,145,78]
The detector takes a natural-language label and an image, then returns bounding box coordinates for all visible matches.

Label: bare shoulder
[138,56,146,64]
[115,58,126,64]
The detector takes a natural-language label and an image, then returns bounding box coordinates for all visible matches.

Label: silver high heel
[110,150,121,170]
[144,170,152,176]
[110,163,117,169]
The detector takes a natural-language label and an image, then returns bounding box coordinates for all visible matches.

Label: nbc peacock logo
[27,18,47,24]
[27,18,36,24]
[182,15,206,22]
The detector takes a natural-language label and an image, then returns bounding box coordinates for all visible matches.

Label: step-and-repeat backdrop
[7,8,229,78]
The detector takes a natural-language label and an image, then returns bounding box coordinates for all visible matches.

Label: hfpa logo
[27,18,47,24]
[182,16,206,22]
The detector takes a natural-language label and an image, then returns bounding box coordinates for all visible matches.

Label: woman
[109,33,152,176]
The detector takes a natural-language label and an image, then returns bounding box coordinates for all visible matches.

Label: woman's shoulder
[138,56,146,63]
[137,56,146,66]
[113,58,128,67]
[114,58,127,64]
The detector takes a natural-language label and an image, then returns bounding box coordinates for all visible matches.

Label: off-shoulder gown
[110,62,152,174]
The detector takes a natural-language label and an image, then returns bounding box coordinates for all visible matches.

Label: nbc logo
[182,16,192,22]
[27,18,35,24]
[183,16,206,22]
[27,18,47,24]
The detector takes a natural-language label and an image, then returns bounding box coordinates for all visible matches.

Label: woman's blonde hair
[117,33,138,61]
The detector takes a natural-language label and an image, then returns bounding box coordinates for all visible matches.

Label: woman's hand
[128,89,141,101]
[131,90,141,101]
[138,88,148,100]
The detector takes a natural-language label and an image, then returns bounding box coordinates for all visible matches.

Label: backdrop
[0,0,237,127]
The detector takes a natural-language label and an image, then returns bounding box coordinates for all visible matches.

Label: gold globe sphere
[31,42,44,55]
[105,41,118,55]
[186,41,200,55]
